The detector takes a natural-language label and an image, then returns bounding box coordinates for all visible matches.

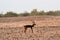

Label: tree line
[0,9,60,17]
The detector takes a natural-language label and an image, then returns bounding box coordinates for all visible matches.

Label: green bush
[4,12,18,17]
[19,12,30,16]
[0,14,3,17]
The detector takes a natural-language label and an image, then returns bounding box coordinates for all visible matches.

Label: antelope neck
[32,24,35,26]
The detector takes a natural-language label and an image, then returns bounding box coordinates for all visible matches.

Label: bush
[19,12,30,16]
[4,12,18,17]
[0,14,3,17]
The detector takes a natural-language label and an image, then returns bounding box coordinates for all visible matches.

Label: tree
[19,11,30,16]
[47,11,54,15]
[0,14,3,17]
[39,11,46,15]
[4,12,18,17]
[31,9,39,16]
[46,11,60,16]
[54,11,60,16]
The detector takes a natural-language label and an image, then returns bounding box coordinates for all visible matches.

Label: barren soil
[0,16,60,40]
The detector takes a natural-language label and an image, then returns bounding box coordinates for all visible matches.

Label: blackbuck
[24,21,36,33]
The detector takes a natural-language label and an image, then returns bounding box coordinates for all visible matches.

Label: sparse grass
[0,16,60,40]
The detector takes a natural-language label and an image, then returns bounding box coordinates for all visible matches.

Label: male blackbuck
[24,21,36,33]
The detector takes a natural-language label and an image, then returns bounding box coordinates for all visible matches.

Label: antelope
[24,21,36,33]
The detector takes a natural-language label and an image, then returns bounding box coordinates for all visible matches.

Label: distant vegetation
[0,9,60,17]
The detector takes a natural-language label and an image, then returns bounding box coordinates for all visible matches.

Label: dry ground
[0,16,60,40]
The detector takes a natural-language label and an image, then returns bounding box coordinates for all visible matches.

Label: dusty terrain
[0,16,60,40]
